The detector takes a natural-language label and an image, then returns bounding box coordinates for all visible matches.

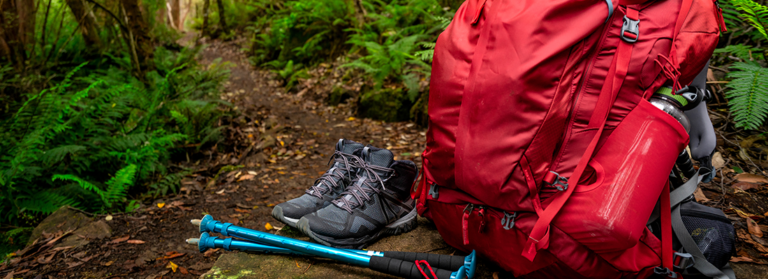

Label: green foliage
[724,62,768,130]
[344,34,428,90]
[729,0,768,40]
[0,47,230,223]
[714,44,765,61]
[0,227,32,260]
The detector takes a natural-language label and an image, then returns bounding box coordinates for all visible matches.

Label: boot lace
[335,162,394,213]
[306,151,364,198]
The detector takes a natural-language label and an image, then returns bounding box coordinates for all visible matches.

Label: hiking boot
[296,146,419,249]
[271,139,365,228]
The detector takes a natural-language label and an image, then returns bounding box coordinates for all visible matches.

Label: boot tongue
[336,139,364,154]
[360,146,393,177]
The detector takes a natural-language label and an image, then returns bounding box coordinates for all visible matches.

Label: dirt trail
[1,36,427,279]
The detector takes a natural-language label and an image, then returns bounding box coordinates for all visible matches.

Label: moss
[357,88,413,122]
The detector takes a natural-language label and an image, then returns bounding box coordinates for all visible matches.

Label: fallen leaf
[730,256,755,263]
[203,248,220,257]
[248,171,258,175]
[156,251,186,260]
[105,215,113,221]
[157,203,166,209]
[238,174,254,181]
[267,203,275,207]
[748,218,764,238]
[347,117,356,121]
[167,261,179,273]
[734,173,768,184]
[234,208,250,213]
[712,152,725,169]
[265,223,274,230]
[493,272,500,279]
[733,208,758,220]
[694,188,711,203]
[733,182,760,191]
[103,260,114,266]
[738,230,768,253]
[109,236,130,244]
[127,240,145,244]
[179,266,189,274]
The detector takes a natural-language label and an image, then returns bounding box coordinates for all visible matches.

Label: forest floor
[4,35,768,279]
[0,35,428,279]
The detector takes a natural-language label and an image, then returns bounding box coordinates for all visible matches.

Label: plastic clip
[653,267,678,279]
[428,184,439,199]
[673,252,695,270]
[547,171,569,191]
[500,212,517,230]
[621,15,640,43]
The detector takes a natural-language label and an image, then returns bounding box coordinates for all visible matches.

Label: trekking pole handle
[369,256,456,279]
[382,251,466,271]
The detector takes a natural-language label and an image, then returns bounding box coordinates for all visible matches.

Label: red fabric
[661,181,675,274]
[420,0,721,277]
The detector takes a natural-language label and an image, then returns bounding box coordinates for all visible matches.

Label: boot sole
[297,208,419,249]
[271,206,300,228]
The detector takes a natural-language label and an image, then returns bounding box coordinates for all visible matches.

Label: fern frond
[103,164,137,207]
[725,62,768,130]
[42,145,87,166]
[18,191,79,215]
[730,0,768,40]
[148,170,190,197]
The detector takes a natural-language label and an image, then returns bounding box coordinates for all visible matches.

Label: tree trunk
[16,0,36,46]
[215,0,227,33]
[170,0,181,31]
[180,0,192,32]
[202,0,210,36]
[65,0,101,48]
[121,0,154,72]
[0,0,24,68]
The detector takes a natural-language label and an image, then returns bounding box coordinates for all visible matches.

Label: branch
[84,0,130,34]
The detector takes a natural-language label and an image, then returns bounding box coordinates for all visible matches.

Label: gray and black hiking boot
[271,139,365,228]
[296,146,419,249]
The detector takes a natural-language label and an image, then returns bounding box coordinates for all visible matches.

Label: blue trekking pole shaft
[187,232,473,273]
[191,215,469,279]
[187,232,382,257]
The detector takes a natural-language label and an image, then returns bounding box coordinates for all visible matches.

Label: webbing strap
[522,5,640,262]
[661,181,675,273]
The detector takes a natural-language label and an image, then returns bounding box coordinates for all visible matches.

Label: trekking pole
[186,232,476,275]
[191,215,475,279]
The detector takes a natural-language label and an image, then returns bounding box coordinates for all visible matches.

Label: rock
[201,218,506,279]
[733,263,768,279]
[27,206,93,246]
[55,220,112,248]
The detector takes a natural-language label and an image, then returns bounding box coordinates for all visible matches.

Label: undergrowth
[0,46,230,226]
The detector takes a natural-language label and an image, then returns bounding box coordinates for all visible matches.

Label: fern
[17,191,79,215]
[725,62,768,130]
[729,0,768,40]
[714,44,765,61]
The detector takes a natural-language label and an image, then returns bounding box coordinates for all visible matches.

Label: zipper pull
[477,206,487,233]
[462,203,474,246]
[714,0,728,32]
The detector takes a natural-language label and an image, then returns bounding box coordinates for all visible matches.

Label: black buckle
[653,267,678,278]
[673,252,695,270]
[621,15,640,43]
[501,212,517,230]
[547,171,569,191]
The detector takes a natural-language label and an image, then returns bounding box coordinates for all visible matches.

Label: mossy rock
[27,206,93,246]
[357,88,413,122]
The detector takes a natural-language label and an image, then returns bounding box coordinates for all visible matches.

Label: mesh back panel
[681,215,735,268]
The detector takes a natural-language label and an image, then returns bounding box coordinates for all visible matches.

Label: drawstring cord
[655,55,683,92]
[416,260,437,279]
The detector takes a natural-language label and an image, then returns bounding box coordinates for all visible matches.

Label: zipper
[549,7,620,178]
[462,203,475,245]
[714,0,728,32]
[682,210,731,223]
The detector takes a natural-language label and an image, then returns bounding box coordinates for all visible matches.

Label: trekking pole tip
[191,219,202,226]
[186,238,200,245]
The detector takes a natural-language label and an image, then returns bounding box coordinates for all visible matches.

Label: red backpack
[415,0,725,278]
